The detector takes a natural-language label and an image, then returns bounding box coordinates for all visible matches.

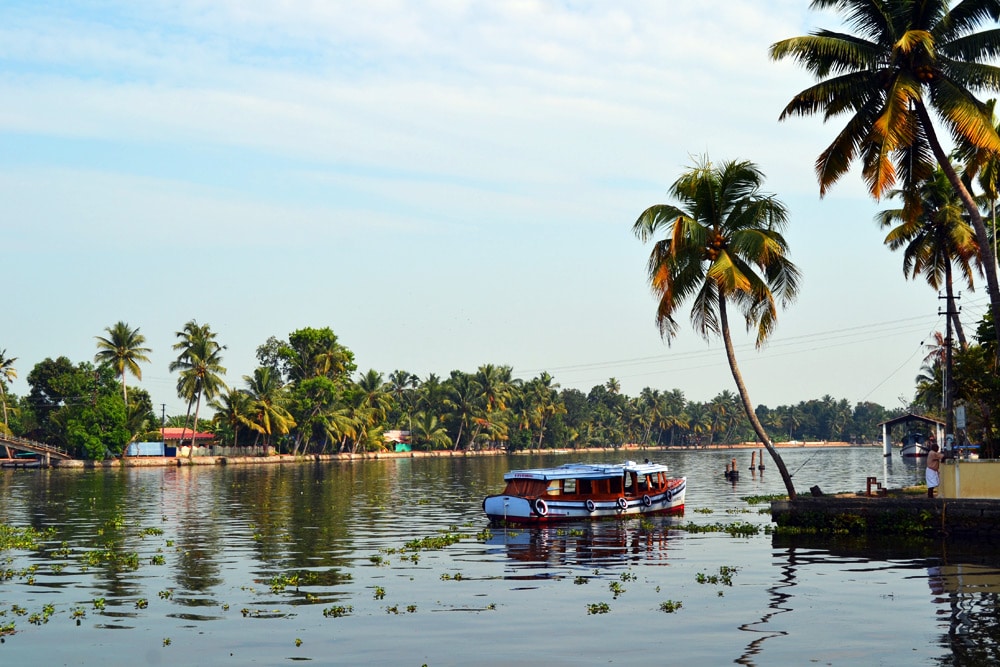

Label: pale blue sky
[1,1,979,416]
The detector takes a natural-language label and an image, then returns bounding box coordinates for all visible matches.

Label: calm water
[0,447,997,666]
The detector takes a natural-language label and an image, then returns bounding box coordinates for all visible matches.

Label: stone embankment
[771,494,1000,540]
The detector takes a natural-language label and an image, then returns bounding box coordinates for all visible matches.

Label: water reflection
[775,534,1000,665]
[736,547,794,665]
[486,519,677,569]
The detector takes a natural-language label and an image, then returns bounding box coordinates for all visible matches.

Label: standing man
[926,443,946,498]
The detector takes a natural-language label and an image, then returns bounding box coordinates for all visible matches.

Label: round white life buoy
[616,497,628,511]
[642,494,652,507]
[666,488,673,501]
[534,498,548,516]
[585,499,596,512]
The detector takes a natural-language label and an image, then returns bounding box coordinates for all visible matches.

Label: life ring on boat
[616,497,628,511]
[534,498,548,516]
[642,494,652,507]
[585,499,596,512]
[666,488,673,502]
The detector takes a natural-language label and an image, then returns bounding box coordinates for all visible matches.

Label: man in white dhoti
[926,443,945,498]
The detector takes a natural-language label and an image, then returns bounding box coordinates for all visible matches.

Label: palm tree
[0,349,16,437]
[410,411,452,450]
[771,0,1000,351]
[243,367,296,448]
[877,166,978,349]
[633,157,801,498]
[170,320,226,454]
[94,321,151,405]
[444,371,481,450]
[209,387,255,447]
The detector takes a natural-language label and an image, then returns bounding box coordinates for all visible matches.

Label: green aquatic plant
[403,533,467,551]
[679,521,760,537]
[609,582,626,599]
[322,605,353,618]
[135,598,148,609]
[0,524,58,552]
[587,602,610,615]
[659,600,683,613]
[742,494,785,505]
[373,586,386,600]
[574,576,589,585]
[696,565,739,587]
[92,598,106,611]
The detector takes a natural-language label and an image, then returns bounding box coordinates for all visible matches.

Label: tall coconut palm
[771,0,1000,351]
[877,166,979,349]
[170,320,226,454]
[633,157,801,498]
[94,321,151,405]
[0,349,16,437]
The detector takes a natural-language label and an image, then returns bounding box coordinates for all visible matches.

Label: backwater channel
[0,447,997,666]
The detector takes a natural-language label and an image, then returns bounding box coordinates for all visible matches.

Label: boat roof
[503,461,670,482]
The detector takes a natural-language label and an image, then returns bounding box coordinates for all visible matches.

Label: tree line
[0,323,903,460]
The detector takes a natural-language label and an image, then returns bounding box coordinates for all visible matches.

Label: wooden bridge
[0,433,71,466]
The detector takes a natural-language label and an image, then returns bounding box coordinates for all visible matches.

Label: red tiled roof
[160,427,215,441]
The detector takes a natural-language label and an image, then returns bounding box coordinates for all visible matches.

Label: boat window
[546,480,562,495]
[502,479,548,497]
[608,477,622,494]
[579,479,593,495]
[563,478,577,494]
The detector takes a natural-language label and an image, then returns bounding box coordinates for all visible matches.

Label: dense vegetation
[0,323,908,460]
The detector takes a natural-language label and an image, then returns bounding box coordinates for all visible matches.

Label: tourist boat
[482,460,686,523]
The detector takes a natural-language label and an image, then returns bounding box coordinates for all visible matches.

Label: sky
[1,0,984,418]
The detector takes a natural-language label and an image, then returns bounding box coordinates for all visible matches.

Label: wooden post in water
[750,450,756,471]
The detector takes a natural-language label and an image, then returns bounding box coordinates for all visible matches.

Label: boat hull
[483,478,686,524]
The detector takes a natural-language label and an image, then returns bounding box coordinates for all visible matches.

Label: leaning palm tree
[633,157,801,498]
[94,321,151,405]
[770,0,1000,351]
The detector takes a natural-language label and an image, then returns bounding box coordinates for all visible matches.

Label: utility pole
[939,291,961,451]
[161,404,166,445]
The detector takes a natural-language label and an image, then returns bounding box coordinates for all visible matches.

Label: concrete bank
[771,495,1000,540]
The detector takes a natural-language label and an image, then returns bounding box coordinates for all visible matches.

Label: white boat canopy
[503,461,669,482]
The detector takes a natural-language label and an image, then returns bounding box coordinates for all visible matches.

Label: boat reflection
[486,518,678,568]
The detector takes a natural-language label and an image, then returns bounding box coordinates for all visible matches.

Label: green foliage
[587,602,610,615]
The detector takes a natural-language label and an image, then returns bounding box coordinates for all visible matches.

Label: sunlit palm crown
[877,167,980,287]
[770,0,1000,198]
[633,159,801,348]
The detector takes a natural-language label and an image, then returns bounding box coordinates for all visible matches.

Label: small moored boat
[483,460,686,523]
